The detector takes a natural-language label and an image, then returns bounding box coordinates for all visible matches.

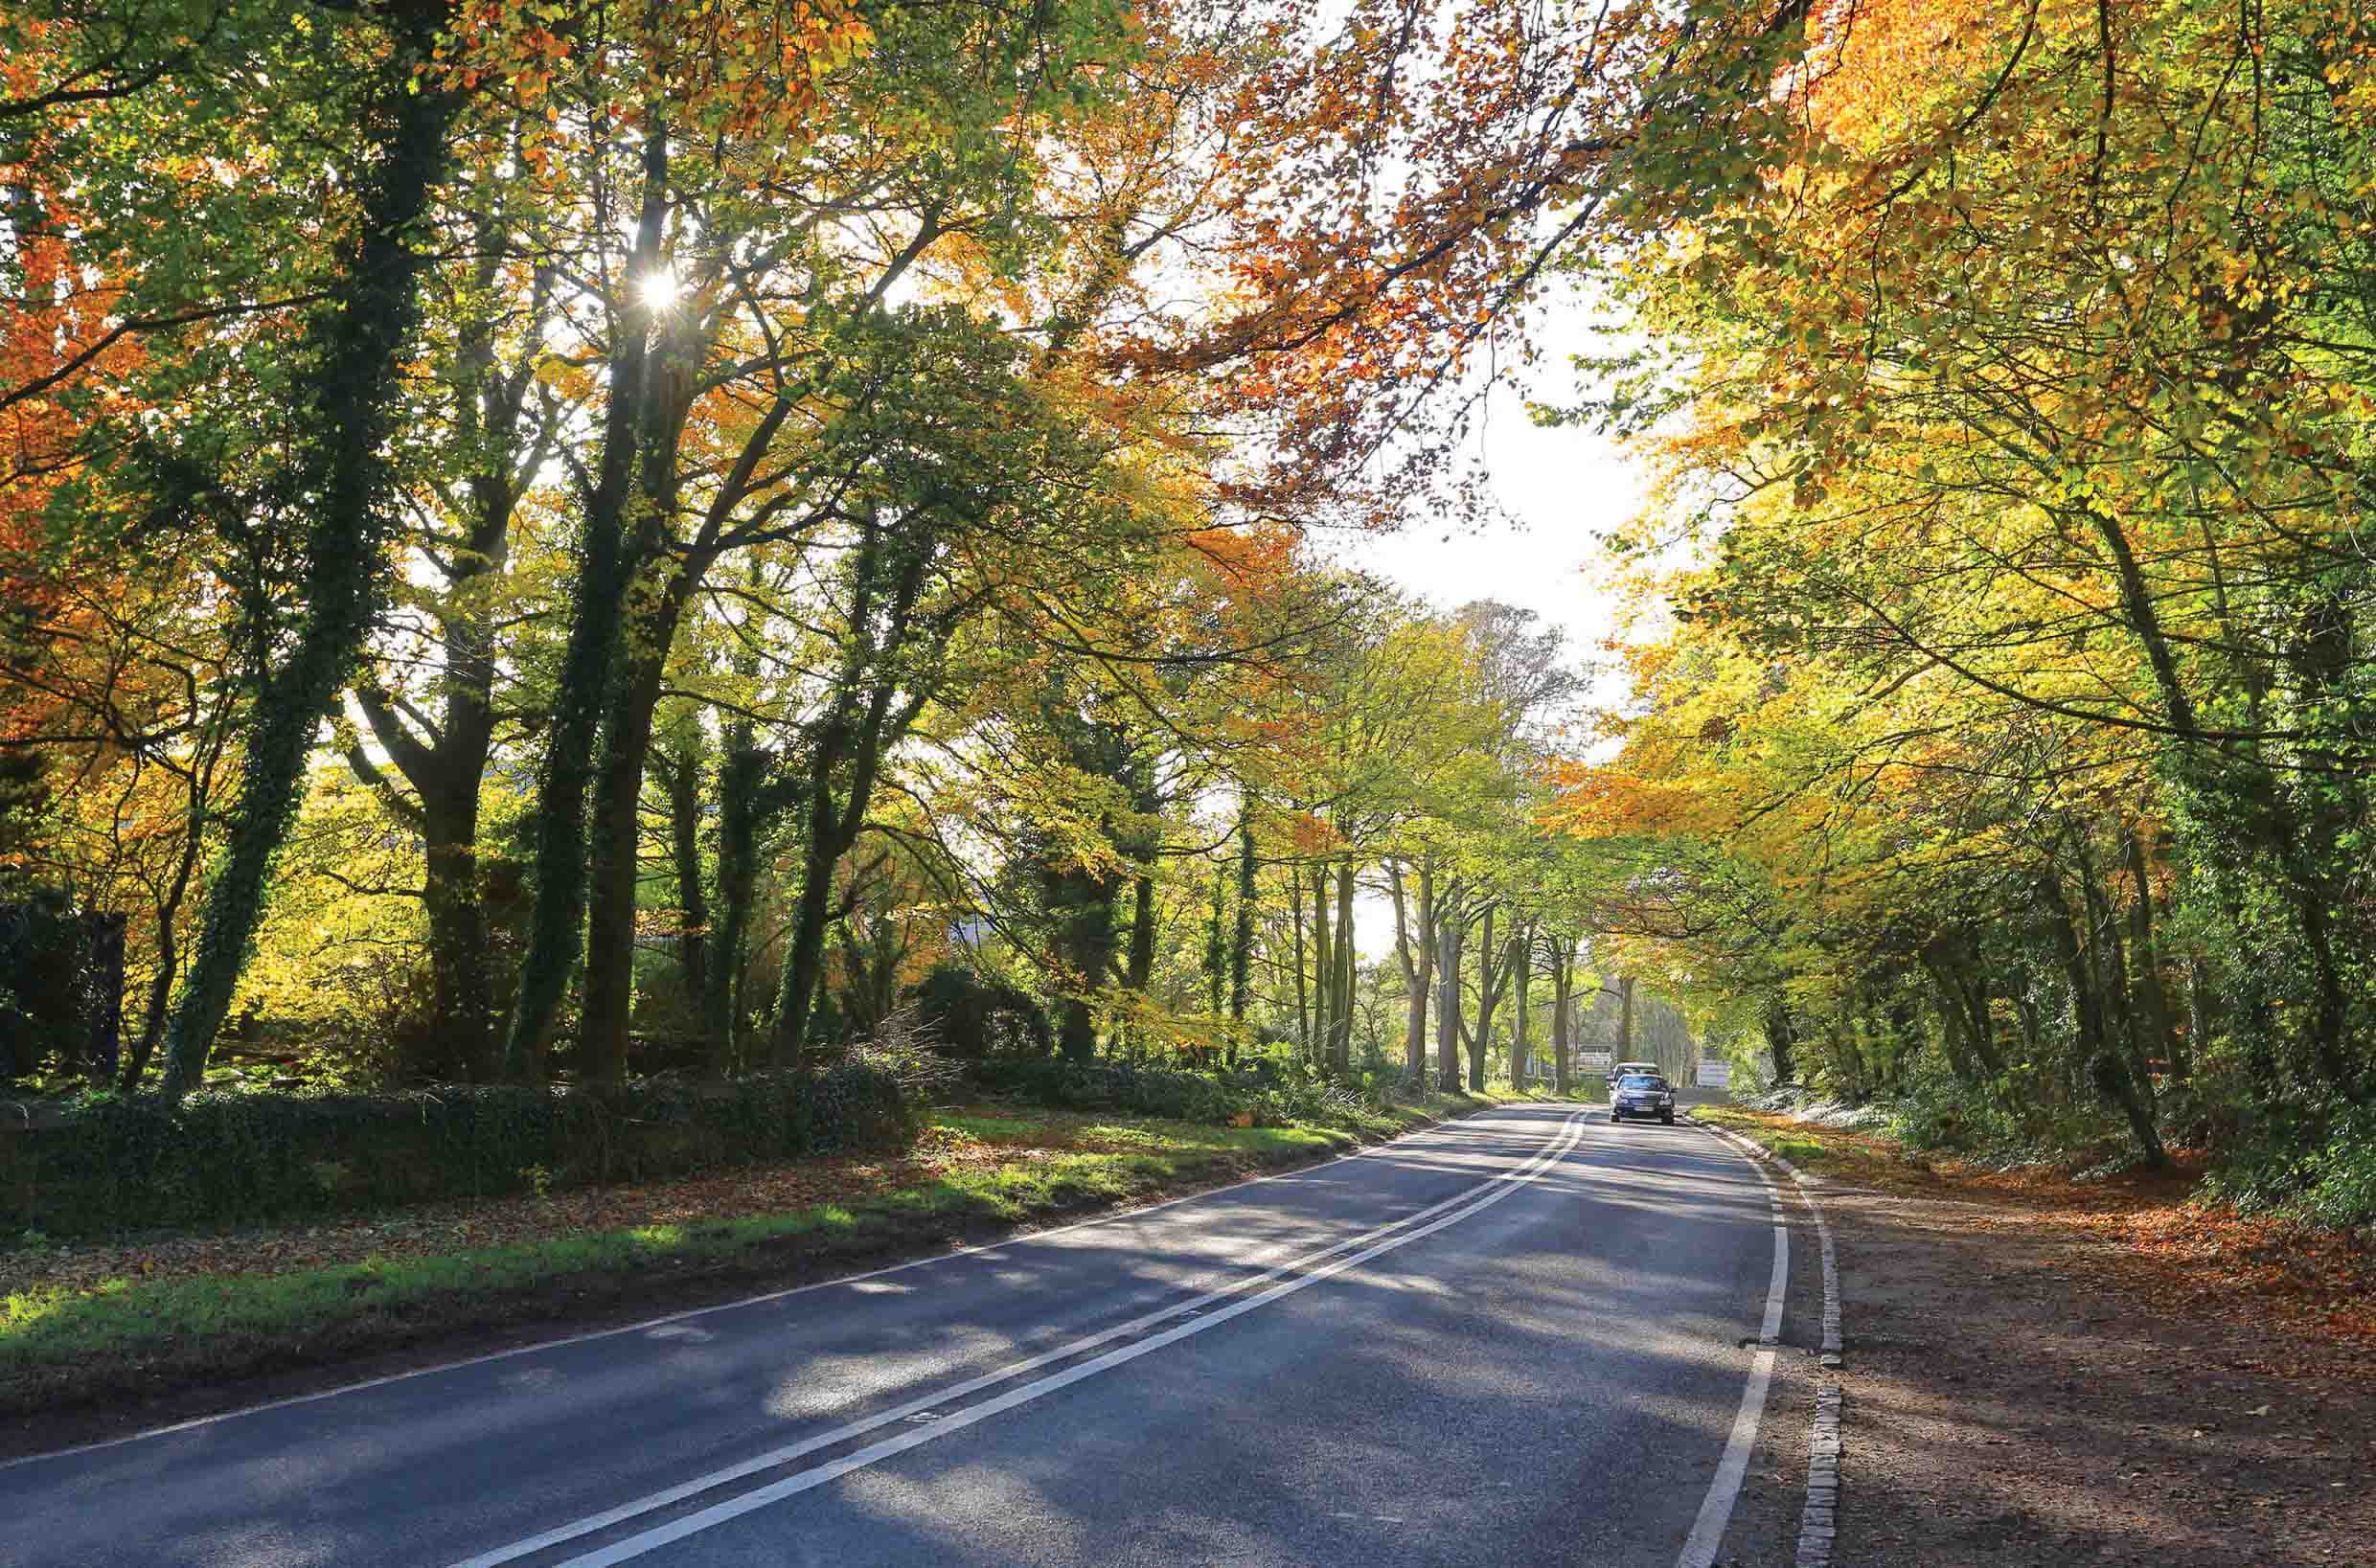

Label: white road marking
[2,1107,1500,1475]
[1675,1126,1791,1568]
[442,1112,1582,1568]
[493,1109,1592,1568]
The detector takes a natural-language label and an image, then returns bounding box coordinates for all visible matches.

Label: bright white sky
[1346,382,1642,658]
[1343,297,1648,681]
[1330,304,1655,960]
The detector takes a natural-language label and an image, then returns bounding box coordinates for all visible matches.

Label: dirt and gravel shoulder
[1705,1107,2376,1568]
[1686,1115,1835,1568]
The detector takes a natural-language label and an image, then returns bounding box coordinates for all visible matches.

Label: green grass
[0,1106,1465,1419]
[1693,1104,1905,1179]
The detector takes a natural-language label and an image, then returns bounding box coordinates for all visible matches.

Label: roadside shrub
[0,1059,921,1240]
[910,964,1052,1057]
[963,1055,1394,1129]
[963,1057,1246,1122]
[1889,1070,2023,1153]
[2202,1101,2376,1230]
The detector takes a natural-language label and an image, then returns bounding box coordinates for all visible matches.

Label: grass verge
[1689,1102,1924,1186]
[3,1091,1523,1423]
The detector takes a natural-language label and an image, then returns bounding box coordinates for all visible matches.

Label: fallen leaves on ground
[1706,1107,2376,1364]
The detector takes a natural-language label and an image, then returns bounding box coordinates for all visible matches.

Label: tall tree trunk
[505,123,674,1079]
[1308,860,1333,1068]
[1390,860,1433,1080]
[1550,947,1573,1096]
[1202,868,1228,1014]
[773,825,841,1062]
[1435,915,1465,1092]
[160,9,462,1098]
[1330,860,1355,1074]
[663,732,709,1016]
[1466,906,1510,1091]
[1289,867,1309,1055]
[1762,1001,1795,1085]
[1510,921,1533,1084]
[420,800,494,1080]
[2122,824,2182,1078]
[1127,873,1157,993]
[576,663,664,1081]
[1618,974,1635,1060]
[2182,959,2211,1080]
[2041,866,2165,1166]
[1229,808,1255,1026]
[705,719,787,1074]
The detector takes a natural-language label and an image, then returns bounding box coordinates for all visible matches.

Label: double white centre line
[453,1107,1592,1568]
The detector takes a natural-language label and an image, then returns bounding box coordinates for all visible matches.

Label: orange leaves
[437,0,877,159]
[1539,761,1699,841]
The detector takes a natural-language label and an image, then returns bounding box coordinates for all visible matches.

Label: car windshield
[1617,1076,1663,1091]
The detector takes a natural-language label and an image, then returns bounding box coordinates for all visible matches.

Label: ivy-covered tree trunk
[1126,875,1156,993]
[420,804,495,1080]
[1230,808,1255,1024]
[767,521,941,1067]
[503,124,673,1079]
[706,741,787,1074]
[160,5,461,1100]
[1201,868,1227,1014]
[658,716,710,1016]
[1762,1001,1795,1085]
[1288,869,1309,1053]
[703,609,790,1074]
[577,574,695,1082]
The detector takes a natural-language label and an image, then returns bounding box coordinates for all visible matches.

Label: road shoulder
[1818,1179,2375,1567]
[1685,1118,1836,1568]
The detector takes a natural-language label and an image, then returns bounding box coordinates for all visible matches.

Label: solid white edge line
[1773,1155,1841,1359]
[445,1107,1588,1568]
[2,1103,1528,1475]
[1675,1123,1792,1568]
[540,1108,1593,1568]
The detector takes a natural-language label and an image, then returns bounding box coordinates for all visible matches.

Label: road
[2,1103,1792,1568]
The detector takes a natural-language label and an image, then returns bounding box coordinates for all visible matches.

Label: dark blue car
[1608,1072,1676,1125]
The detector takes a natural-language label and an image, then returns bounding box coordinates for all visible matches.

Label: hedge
[962,1058,1250,1120]
[1,1061,918,1239]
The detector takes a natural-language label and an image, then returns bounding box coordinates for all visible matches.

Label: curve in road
[3,1103,1791,1568]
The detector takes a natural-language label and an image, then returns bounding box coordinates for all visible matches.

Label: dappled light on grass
[0,1102,1459,1415]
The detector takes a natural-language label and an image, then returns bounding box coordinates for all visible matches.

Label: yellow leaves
[1540,764,1699,842]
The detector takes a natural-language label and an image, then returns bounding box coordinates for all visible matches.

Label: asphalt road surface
[2,1103,1792,1568]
